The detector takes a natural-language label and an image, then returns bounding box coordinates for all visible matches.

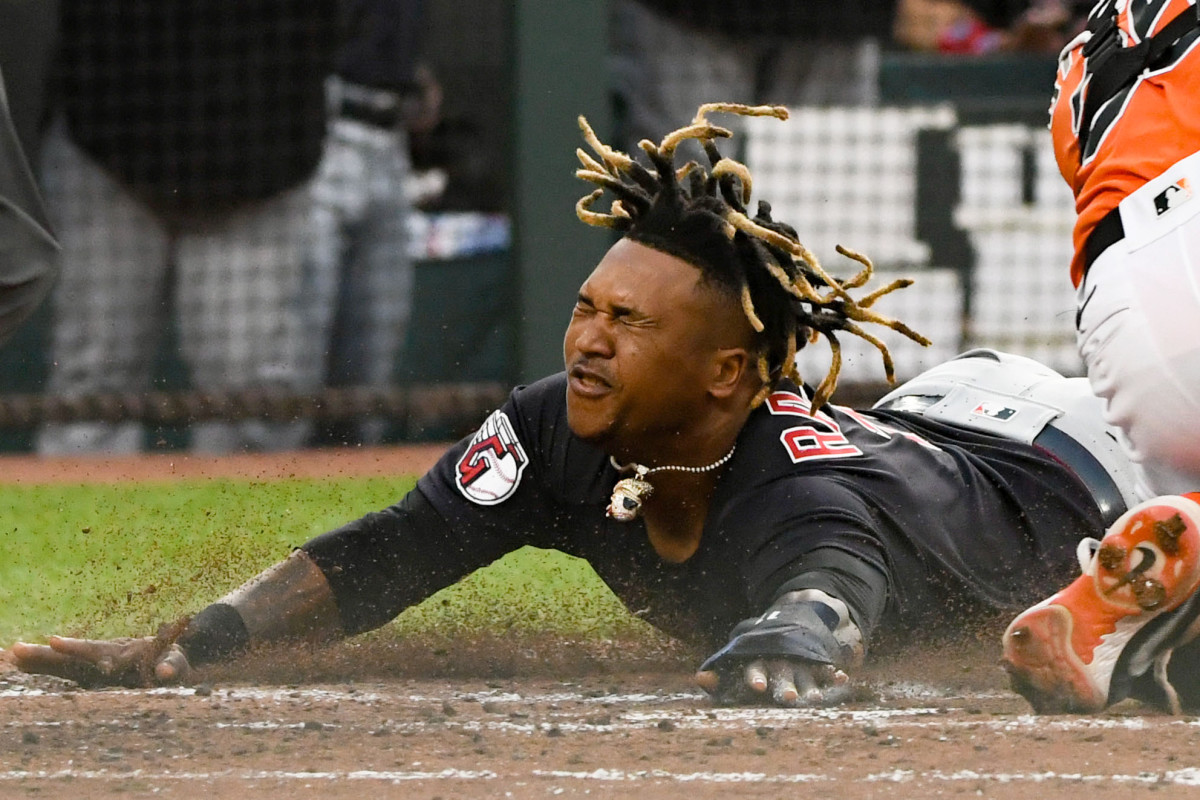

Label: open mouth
[568,364,613,398]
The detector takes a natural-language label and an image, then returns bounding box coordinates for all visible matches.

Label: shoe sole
[1003,496,1200,713]
[1002,603,1108,713]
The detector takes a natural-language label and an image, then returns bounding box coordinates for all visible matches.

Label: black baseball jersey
[303,373,1103,656]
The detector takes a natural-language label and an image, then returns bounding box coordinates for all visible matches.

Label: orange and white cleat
[1002,494,1200,714]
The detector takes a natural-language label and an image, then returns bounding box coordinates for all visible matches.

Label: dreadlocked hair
[574,102,930,410]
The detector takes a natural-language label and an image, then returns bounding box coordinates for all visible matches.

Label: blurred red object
[937,17,1005,54]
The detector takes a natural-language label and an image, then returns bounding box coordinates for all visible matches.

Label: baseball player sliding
[1002,0,1200,714]
[9,104,1165,711]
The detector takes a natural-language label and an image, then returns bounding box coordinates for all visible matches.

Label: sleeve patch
[455,410,529,505]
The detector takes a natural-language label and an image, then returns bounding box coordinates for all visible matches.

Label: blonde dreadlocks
[574,102,930,410]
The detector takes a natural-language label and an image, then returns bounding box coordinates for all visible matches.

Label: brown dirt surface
[0,444,449,484]
[3,635,1199,799]
[4,446,1200,797]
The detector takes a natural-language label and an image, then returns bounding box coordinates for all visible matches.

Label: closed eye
[574,296,651,327]
[610,304,654,327]
[572,295,596,316]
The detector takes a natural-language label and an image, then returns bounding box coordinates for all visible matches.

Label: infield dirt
[3,632,1199,799]
[3,445,1200,798]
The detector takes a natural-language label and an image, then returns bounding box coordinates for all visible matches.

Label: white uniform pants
[305,104,415,445]
[1076,150,1200,499]
[35,118,324,454]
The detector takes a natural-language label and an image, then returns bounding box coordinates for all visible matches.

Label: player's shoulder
[737,382,913,467]
[508,371,567,412]
[498,373,613,501]
[455,374,566,467]
[431,372,611,509]
[493,372,567,441]
[711,439,880,549]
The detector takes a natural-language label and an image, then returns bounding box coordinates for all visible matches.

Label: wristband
[176,603,250,666]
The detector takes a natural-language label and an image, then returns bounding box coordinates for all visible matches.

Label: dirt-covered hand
[10,619,191,688]
[695,657,850,706]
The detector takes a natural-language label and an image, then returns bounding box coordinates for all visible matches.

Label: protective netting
[0,1,1079,445]
[742,105,1080,390]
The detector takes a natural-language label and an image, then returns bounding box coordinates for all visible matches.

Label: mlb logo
[1154,178,1193,216]
[972,402,1017,421]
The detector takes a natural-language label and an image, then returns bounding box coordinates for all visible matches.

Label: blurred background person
[893,0,1090,55]
[608,0,898,158]
[0,65,58,348]
[0,0,60,348]
[36,0,339,455]
[0,0,57,166]
[307,0,440,448]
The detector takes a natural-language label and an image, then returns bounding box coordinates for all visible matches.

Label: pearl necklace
[605,443,738,522]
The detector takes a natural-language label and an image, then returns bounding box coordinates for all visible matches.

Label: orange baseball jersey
[1051,0,1200,285]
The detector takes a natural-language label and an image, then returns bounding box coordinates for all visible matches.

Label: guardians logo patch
[455,410,529,505]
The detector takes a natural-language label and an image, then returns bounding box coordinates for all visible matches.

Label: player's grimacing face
[562,238,730,447]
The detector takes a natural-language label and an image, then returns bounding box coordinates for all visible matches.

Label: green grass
[0,476,647,646]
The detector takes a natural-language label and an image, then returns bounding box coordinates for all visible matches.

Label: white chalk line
[3,698,1177,737]
[0,682,1016,713]
[0,685,694,705]
[3,681,996,705]
[3,766,1200,787]
[3,707,1170,737]
[0,768,496,783]
[5,683,1193,737]
[536,766,1200,786]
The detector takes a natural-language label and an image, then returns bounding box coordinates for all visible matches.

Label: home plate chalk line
[4,767,1200,787]
[3,682,1190,735]
[6,681,1200,787]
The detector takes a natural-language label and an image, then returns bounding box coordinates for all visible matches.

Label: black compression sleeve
[176,603,250,666]
[769,547,890,640]
[301,488,456,635]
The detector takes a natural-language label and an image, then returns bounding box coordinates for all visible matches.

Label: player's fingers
[10,641,71,671]
[766,660,800,706]
[829,667,850,686]
[12,640,96,671]
[694,669,720,694]
[10,640,108,683]
[48,636,134,675]
[10,641,45,661]
[809,664,853,704]
[154,645,191,684]
[792,663,823,704]
[743,660,769,694]
[46,635,117,661]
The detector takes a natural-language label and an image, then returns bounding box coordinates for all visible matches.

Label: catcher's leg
[1075,156,1200,500]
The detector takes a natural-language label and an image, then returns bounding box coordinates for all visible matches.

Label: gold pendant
[607,475,654,522]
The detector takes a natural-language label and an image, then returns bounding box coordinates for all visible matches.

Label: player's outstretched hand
[695,657,850,707]
[10,619,191,688]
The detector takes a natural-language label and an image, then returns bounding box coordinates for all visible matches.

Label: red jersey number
[779,425,863,463]
[766,390,864,464]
